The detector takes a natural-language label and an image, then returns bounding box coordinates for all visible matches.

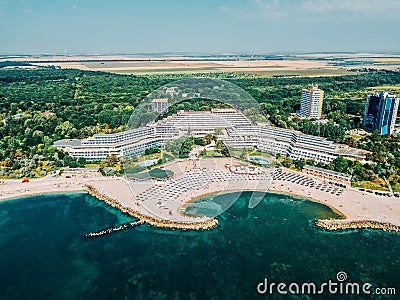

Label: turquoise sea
[0,192,399,300]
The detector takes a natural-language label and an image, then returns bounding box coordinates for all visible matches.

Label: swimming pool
[249,156,270,165]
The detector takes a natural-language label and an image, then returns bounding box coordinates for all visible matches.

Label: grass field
[352,180,390,191]
[204,150,225,157]
[391,183,400,193]
[80,60,351,77]
[249,150,274,158]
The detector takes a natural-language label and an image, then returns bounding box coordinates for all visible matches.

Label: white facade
[151,98,169,113]
[54,109,367,162]
[299,84,324,119]
[223,125,366,164]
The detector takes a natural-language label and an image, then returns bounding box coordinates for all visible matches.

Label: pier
[83,220,145,239]
[84,184,219,231]
[316,219,400,232]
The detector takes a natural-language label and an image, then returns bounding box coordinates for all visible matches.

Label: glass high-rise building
[363,92,399,135]
[299,84,324,119]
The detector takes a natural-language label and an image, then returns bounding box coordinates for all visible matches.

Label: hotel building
[299,84,324,119]
[302,165,352,186]
[224,125,367,164]
[151,98,169,113]
[363,92,399,135]
[54,109,367,163]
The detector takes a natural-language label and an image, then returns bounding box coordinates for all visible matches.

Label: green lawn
[204,150,225,157]
[249,150,274,158]
[391,183,400,193]
[352,180,390,191]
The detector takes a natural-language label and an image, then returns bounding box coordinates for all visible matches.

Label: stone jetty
[84,184,218,231]
[83,220,145,238]
[316,219,400,232]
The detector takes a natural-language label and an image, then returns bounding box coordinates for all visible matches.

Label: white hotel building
[54,109,367,163]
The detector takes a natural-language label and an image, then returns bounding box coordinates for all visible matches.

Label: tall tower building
[363,92,399,135]
[299,84,324,119]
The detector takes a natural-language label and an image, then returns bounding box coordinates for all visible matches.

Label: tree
[282,157,293,168]
[214,127,222,136]
[194,137,205,146]
[179,136,194,158]
[144,147,161,155]
[215,140,224,152]
[77,157,86,167]
[202,134,213,145]
[306,159,316,166]
[104,154,118,167]
[55,121,75,139]
[333,156,349,173]
[221,145,230,157]
[240,147,248,160]
[294,159,306,170]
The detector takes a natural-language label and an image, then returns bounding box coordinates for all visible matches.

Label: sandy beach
[0,176,86,202]
[1,162,399,232]
[269,173,400,230]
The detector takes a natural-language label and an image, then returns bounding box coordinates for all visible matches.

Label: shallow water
[0,192,399,299]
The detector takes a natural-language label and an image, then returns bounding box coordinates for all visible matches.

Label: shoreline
[84,184,218,231]
[0,178,86,203]
[316,219,400,232]
[0,189,87,203]
[1,170,399,233]
[270,187,347,219]
[184,187,400,232]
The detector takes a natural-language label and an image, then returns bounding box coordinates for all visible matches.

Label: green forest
[0,67,400,191]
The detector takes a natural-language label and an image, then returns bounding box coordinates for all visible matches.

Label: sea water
[0,192,399,299]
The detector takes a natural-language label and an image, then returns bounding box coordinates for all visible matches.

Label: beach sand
[1,164,399,231]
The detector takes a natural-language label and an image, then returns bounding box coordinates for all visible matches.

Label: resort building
[156,109,252,136]
[54,109,367,163]
[151,98,169,113]
[54,126,167,160]
[165,87,178,97]
[363,92,399,135]
[299,84,324,119]
[302,165,352,186]
[224,125,367,164]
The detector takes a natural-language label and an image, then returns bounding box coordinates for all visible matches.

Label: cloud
[24,8,33,15]
[220,0,286,19]
[222,0,400,19]
[253,0,281,10]
[298,0,400,13]
[219,5,233,13]
[252,0,283,16]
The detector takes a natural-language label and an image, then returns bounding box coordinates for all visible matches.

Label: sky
[0,0,399,55]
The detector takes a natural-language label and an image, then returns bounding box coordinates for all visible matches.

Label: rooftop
[303,165,351,179]
[152,98,168,103]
